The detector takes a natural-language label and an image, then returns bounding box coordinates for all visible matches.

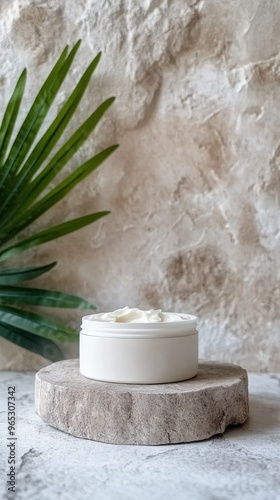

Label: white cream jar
[79,307,198,384]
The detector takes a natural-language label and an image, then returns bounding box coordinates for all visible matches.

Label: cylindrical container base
[80,315,198,384]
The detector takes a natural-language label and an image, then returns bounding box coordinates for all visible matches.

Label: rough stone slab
[1,371,279,499]
[35,359,249,445]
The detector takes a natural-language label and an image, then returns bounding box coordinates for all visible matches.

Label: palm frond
[0,285,95,309]
[0,42,117,358]
[0,51,104,221]
[0,42,80,190]
[0,69,27,168]
[0,262,57,285]
[0,145,117,246]
[0,212,109,262]
[0,305,78,342]
[0,325,65,361]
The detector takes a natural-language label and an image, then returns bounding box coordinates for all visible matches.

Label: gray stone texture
[1,370,279,499]
[35,359,249,445]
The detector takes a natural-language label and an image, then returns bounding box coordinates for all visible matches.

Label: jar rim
[81,313,197,338]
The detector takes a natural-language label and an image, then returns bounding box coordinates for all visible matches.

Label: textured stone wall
[0,0,279,371]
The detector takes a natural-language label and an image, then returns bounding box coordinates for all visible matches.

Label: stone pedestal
[35,359,249,445]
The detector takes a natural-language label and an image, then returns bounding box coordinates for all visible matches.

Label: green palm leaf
[0,325,65,361]
[20,97,115,207]
[0,145,117,244]
[0,285,95,309]
[0,110,117,241]
[0,262,57,285]
[0,69,27,168]
[0,212,109,262]
[0,51,103,220]
[0,305,78,342]
[0,42,80,190]
[0,41,117,358]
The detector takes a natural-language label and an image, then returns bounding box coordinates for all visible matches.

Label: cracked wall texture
[0,0,279,371]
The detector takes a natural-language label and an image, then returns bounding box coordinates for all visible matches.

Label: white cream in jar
[80,307,198,384]
[88,306,185,323]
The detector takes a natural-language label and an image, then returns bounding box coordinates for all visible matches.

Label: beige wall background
[0,0,279,371]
